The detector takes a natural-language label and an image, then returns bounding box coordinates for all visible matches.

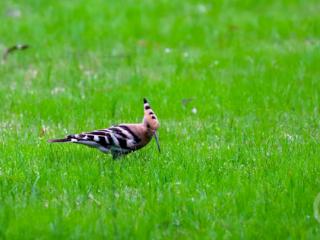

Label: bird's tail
[47,137,71,143]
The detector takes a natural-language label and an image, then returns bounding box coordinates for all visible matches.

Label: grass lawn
[0,0,320,239]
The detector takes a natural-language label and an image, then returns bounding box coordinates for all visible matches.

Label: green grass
[0,0,320,239]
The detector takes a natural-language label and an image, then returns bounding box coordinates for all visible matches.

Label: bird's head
[142,98,160,152]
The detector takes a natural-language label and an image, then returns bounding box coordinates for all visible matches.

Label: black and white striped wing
[68,125,141,154]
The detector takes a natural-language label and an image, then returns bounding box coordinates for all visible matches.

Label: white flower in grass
[284,133,299,142]
[197,4,207,14]
[51,87,65,95]
[286,134,294,141]
[191,107,197,114]
[164,48,172,54]
[6,8,21,18]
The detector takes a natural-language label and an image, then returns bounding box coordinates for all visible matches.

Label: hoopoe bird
[48,98,160,159]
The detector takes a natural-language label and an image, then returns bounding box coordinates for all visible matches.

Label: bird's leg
[111,151,122,160]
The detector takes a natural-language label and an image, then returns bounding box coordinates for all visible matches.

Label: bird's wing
[68,125,141,153]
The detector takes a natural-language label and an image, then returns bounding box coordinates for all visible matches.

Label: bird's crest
[143,98,159,131]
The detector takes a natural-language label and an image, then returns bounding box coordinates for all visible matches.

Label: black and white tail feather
[48,98,160,159]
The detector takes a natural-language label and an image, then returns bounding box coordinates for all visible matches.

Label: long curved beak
[154,131,161,153]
